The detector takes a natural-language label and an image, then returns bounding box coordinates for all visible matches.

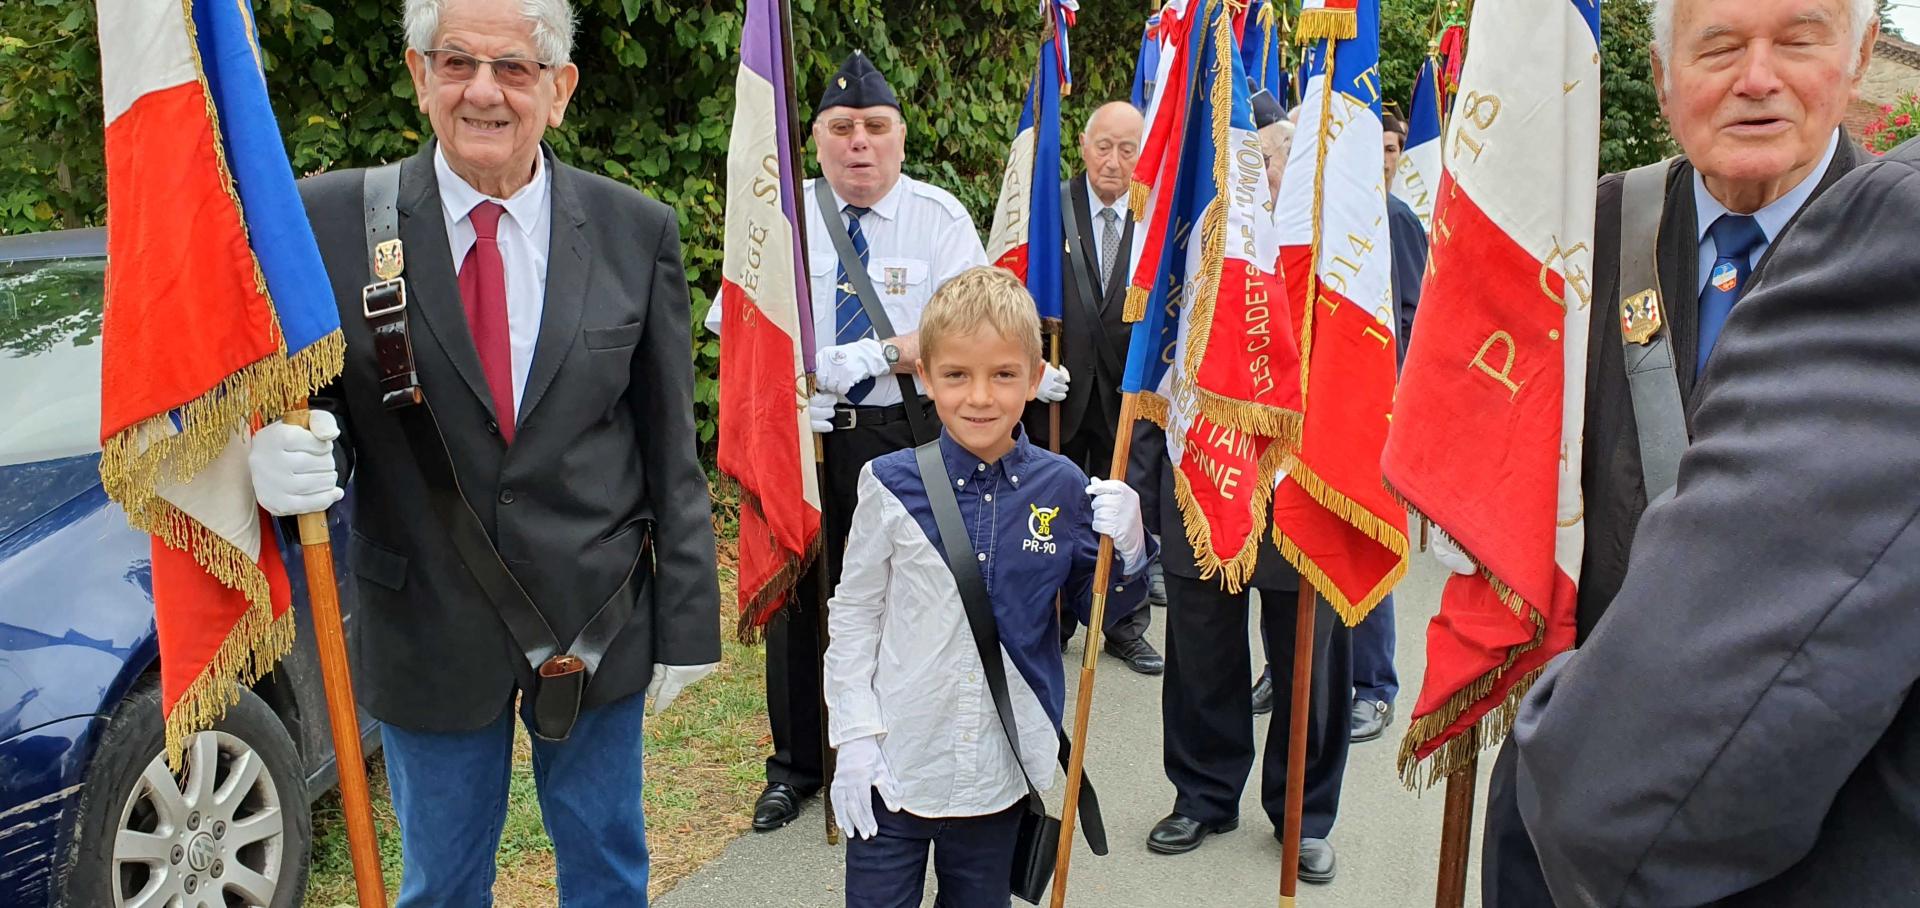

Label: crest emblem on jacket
[1025,504,1061,555]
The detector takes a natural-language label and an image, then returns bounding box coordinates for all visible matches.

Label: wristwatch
[882,342,901,366]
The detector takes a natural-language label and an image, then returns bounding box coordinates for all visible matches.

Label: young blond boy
[822,266,1154,907]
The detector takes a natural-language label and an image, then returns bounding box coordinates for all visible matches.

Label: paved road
[658,554,1496,908]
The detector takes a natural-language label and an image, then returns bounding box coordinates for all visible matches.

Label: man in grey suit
[1513,135,1920,906]
[246,0,718,903]
[1471,0,1880,901]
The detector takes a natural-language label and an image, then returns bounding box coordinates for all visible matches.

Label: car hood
[0,455,105,547]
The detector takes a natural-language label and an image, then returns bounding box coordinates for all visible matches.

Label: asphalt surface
[657,553,1496,908]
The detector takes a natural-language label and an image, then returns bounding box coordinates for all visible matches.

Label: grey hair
[1651,0,1874,83]
[404,0,576,65]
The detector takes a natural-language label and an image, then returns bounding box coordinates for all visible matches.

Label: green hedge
[0,0,1669,452]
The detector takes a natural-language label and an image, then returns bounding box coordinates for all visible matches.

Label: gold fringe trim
[1135,391,1172,428]
[1175,8,1238,380]
[163,558,298,769]
[1272,458,1410,626]
[1194,387,1302,449]
[1381,481,1529,615]
[1294,8,1358,42]
[1173,435,1291,593]
[1129,180,1150,220]
[1297,36,1343,410]
[1124,284,1152,324]
[732,493,823,644]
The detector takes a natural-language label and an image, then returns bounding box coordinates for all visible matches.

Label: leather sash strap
[361,162,647,741]
[1058,183,1123,386]
[1618,158,1689,501]
[914,441,1108,857]
[813,179,934,446]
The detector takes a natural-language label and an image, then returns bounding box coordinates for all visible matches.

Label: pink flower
[1884,104,1897,114]
[1899,114,1913,127]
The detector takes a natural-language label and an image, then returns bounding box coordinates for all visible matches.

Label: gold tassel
[1294,8,1358,42]
[1129,180,1150,219]
[1123,285,1152,323]
[163,584,298,769]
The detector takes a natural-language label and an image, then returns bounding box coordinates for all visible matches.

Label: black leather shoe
[1147,812,1239,855]
[1298,837,1337,883]
[1351,698,1394,742]
[1105,636,1165,675]
[1251,670,1274,716]
[752,782,808,832]
[1147,561,1168,606]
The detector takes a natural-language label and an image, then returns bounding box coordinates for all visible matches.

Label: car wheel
[59,676,310,908]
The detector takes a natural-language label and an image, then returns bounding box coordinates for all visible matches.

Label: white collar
[1086,179,1127,220]
[824,173,908,221]
[1692,128,1839,246]
[434,144,550,238]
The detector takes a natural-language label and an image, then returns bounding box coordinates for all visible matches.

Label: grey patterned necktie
[1098,207,1121,294]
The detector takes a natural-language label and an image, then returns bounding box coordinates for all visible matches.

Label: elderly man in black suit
[1036,100,1163,674]
[1514,135,1920,906]
[1464,0,1881,903]
[246,0,718,903]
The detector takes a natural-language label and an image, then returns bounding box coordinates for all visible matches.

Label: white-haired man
[1476,0,1879,903]
[248,0,721,903]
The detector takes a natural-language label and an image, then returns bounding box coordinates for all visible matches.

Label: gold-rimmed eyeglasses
[824,116,900,138]
[423,48,552,89]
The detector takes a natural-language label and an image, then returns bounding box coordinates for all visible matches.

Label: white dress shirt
[704,173,987,406]
[1690,129,1838,295]
[1085,179,1128,288]
[435,146,552,410]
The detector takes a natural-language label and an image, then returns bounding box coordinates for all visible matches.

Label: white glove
[830,734,900,840]
[1087,479,1148,575]
[1035,363,1071,403]
[248,411,344,517]
[647,662,717,715]
[808,391,838,434]
[1431,529,1476,576]
[814,338,891,396]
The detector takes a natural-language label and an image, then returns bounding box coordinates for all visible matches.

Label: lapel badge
[884,266,908,295]
[1620,289,1664,345]
[1710,261,1739,293]
[373,239,406,281]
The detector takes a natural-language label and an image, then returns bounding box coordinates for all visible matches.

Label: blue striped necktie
[834,204,877,402]
[1696,213,1766,377]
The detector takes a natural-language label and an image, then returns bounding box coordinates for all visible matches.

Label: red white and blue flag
[1385,0,1601,785]
[719,0,822,640]
[1269,0,1409,626]
[1394,57,1445,228]
[96,0,343,761]
[1240,0,1291,104]
[1123,0,1303,588]
[988,0,1076,322]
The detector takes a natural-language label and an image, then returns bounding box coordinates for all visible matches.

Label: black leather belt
[831,397,932,431]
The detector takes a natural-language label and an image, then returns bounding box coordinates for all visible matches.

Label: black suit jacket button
[487,419,500,435]
[499,488,515,505]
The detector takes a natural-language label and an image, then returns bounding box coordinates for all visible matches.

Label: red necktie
[459,201,515,443]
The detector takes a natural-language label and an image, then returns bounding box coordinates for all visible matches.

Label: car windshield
[0,256,105,467]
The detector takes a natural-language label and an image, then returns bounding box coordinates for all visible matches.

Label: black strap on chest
[360,162,645,741]
[1618,158,1689,501]
[913,441,1108,856]
[812,179,934,446]
[1058,184,1124,385]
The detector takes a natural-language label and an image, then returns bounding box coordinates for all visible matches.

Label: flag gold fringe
[1124,285,1152,323]
[1173,436,1292,593]
[1394,630,1546,790]
[1129,180,1150,220]
[1194,388,1302,447]
[733,494,822,644]
[1272,458,1410,627]
[1294,8,1357,41]
[160,531,299,769]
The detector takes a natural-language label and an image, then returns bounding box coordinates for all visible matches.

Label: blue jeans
[844,793,1023,908]
[381,690,650,908]
[1351,592,1398,704]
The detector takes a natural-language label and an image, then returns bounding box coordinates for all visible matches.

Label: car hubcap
[113,729,285,908]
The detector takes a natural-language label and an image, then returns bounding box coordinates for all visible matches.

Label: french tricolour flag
[987,1,1075,322]
[1384,0,1601,784]
[96,0,342,761]
[1269,0,1409,626]
[719,0,822,640]
[1394,58,1445,228]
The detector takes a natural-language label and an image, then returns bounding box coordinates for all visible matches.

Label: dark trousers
[764,410,923,793]
[1482,738,1555,908]
[844,794,1024,908]
[1162,575,1351,837]
[1351,592,1399,704]
[1054,409,1150,645]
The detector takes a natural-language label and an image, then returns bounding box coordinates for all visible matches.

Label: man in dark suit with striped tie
[1033,100,1163,675]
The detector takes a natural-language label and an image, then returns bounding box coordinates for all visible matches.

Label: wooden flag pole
[1278,584,1317,908]
[1046,321,1065,628]
[283,408,387,908]
[1434,756,1479,908]
[1049,390,1141,908]
[774,0,839,846]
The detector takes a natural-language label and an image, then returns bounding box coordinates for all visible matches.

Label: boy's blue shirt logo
[1025,503,1061,554]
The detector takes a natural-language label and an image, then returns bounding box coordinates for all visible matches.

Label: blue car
[0,228,377,908]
